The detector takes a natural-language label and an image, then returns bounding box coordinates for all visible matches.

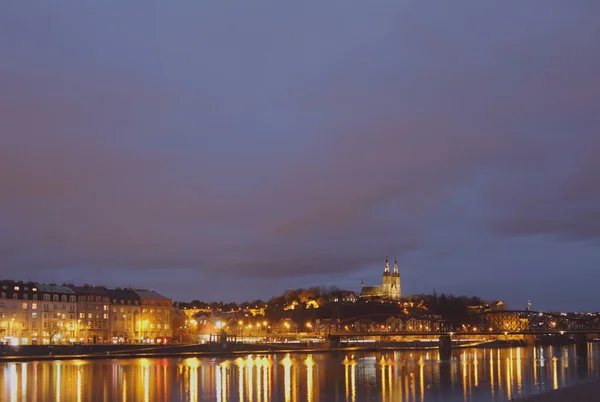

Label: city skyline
[1,3,599,311]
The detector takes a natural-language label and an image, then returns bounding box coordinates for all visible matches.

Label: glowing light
[306,355,314,402]
[282,355,292,402]
[237,359,244,402]
[553,357,559,389]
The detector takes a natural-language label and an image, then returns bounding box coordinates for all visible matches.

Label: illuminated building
[0,280,40,345]
[35,283,78,344]
[107,288,141,343]
[1,279,173,345]
[360,257,401,301]
[69,286,111,343]
[134,290,172,343]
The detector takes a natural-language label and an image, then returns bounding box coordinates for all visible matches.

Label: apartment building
[69,286,111,343]
[134,290,172,343]
[107,288,141,343]
[1,279,173,345]
[36,283,78,344]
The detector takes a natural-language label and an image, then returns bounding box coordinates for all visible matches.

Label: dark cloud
[1,2,599,308]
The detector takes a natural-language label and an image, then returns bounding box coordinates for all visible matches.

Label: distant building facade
[360,257,401,301]
[70,286,111,343]
[1,279,172,345]
[107,288,141,343]
[134,290,172,343]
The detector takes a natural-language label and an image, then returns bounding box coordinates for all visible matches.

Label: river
[0,345,598,401]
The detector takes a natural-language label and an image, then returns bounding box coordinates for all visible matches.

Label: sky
[1,2,599,311]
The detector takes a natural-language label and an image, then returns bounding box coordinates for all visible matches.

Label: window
[70,296,76,303]
[103,314,108,319]
[79,313,84,318]
[103,305,108,311]
[32,287,37,292]
[13,294,18,299]
[32,303,37,309]
[165,324,169,330]
[23,294,28,300]
[43,294,50,301]
[0,292,5,299]
[96,296,101,302]
[22,303,28,310]
[61,295,67,302]
[0,302,4,308]
[33,294,37,300]
[52,295,58,302]
[88,296,94,302]
[32,312,38,319]
[14,286,19,291]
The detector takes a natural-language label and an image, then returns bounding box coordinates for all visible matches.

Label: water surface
[1,345,598,401]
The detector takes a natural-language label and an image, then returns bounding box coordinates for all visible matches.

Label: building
[329,291,359,304]
[107,288,141,343]
[70,286,111,343]
[360,257,401,301]
[0,280,40,345]
[35,283,78,344]
[2,279,174,345]
[134,290,172,343]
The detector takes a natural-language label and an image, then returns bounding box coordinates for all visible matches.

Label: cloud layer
[1,2,599,309]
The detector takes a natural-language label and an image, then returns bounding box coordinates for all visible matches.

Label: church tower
[390,257,401,300]
[382,257,391,297]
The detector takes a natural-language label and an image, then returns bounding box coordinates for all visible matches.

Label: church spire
[383,256,390,276]
[393,257,399,276]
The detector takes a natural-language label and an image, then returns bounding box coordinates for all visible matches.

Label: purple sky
[1,2,599,311]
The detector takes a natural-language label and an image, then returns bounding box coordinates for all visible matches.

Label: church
[360,257,402,301]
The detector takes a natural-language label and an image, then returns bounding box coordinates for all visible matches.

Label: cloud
[0,2,599,305]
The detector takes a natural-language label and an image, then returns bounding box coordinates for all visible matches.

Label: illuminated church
[360,257,401,300]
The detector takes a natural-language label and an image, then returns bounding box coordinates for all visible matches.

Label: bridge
[320,310,600,336]
[318,310,600,359]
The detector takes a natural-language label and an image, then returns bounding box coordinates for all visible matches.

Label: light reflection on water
[0,345,599,401]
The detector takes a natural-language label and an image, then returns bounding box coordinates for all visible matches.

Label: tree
[47,322,65,345]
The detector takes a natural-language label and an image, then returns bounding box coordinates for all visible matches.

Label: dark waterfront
[1,345,599,402]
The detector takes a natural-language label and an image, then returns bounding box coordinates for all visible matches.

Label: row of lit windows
[1,285,37,292]
[0,293,78,302]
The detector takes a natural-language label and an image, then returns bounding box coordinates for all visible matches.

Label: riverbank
[516,379,600,401]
